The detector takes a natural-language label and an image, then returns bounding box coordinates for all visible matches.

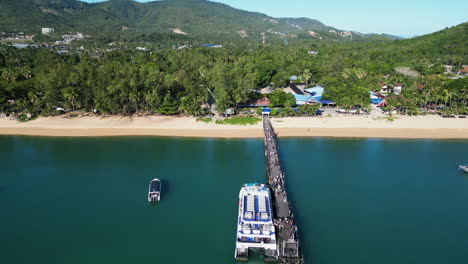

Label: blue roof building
[294,94,321,105]
[289,75,298,81]
[304,86,324,97]
[369,91,383,104]
[303,86,325,102]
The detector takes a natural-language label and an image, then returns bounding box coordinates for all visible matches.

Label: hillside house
[393,83,403,95]
[378,83,390,94]
[42,28,54,35]
[417,84,425,92]
[457,66,468,76]
[201,44,222,48]
[61,32,84,44]
[444,65,453,74]
[289,75,299,82]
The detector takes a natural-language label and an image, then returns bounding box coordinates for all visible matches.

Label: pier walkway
[263,117,304,264]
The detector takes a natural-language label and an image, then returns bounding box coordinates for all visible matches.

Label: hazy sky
[83,0,468,37]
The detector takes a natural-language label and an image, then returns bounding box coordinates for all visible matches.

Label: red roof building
[255,97,270,107]
[458,66,468,74]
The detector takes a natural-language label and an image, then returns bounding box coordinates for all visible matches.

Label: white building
[42,28,54,35]
[393,85,403,95]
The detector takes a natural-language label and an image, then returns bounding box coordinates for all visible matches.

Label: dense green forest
[0,22,467,118]
[1,0,403,43]
[0,0,330,38]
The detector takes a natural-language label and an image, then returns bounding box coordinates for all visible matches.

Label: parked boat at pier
[235,183,278,262]
[459,165,468,173]
[148,178,161,202]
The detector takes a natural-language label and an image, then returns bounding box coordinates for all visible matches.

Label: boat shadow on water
[148,201,160,207]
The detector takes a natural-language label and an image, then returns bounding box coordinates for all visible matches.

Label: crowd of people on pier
[264,119,286,197]
[263,118,295,239]
[263,117,304,263]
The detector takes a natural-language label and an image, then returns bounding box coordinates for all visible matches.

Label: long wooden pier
[263,117,304,264]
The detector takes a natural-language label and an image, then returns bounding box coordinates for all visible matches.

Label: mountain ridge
[0,0,400,41]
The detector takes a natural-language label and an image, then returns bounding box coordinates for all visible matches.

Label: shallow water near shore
[1,136,468,264]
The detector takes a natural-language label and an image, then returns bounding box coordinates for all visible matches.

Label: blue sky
[83,0,468,37]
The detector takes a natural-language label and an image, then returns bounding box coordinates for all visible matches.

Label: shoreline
[0,115,468,139]
[1,127,468,139]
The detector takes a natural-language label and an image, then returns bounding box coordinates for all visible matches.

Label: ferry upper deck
[235,184,277,261]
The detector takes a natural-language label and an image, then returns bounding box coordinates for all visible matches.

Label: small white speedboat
[148,178,161,202]
[458,165,468,173]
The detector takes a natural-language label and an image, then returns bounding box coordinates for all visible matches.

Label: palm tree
[303,69,312,89]
[449,91,458,108]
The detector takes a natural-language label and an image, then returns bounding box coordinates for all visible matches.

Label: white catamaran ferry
[235,183,278,262]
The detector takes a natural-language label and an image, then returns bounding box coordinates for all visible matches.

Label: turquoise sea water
[1,136,468,264]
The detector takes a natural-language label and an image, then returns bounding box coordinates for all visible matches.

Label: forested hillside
[0,22,466,118]
[1,0,378,41]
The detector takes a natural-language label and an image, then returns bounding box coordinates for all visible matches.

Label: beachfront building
[283,83,304,95]
[239,97,271,108]
[292,85,332,106]
[294,94,321,105]
[255,97,270,107]
[304,86,324,98]
[262,108,271,117]
[369,91,383,104]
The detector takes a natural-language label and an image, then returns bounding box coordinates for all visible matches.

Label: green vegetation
[197,117,213,123]
[215,117,261,125]
[297,104,321,116]
[377,116,399,122]
[0,0,346,42]
[0,17,466,118]
[268,89,296,107]
[17,114,29,122]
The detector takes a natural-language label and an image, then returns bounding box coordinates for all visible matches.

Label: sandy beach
[0,115,467,138]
